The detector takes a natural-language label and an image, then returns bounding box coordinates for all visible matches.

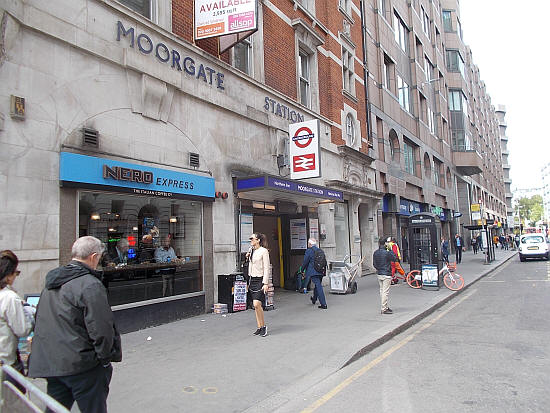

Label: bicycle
[406,262,465,291]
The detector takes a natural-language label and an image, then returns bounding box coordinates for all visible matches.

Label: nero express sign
[60,152,214,200]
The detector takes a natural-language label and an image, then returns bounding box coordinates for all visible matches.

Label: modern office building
[496,105,513,227]
[539,163,550,220]
[0,0,509,330]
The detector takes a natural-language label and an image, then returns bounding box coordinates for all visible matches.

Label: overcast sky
[459,0,549,191]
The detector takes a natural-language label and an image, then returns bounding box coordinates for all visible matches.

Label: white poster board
[232,280,247,312]
[288,119,321,179]
[194,0,258,40]
[421,264,439,287]
[309,218,319,242]
[290,218,307,250]
[240,213,253,253]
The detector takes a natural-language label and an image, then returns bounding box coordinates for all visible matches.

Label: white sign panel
[309,218,319,242]
[240,213,253,253]
[290,218,307,250]
[289,119,321,179]
[194,0,257,40]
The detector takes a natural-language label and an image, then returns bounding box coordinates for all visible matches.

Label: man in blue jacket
[302,238,327,309]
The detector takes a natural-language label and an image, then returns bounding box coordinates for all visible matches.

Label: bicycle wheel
[443,272,464,291]
[406,271,422,289]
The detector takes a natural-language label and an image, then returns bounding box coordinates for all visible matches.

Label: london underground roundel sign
[288,119,321,179]
[292,127,314,148]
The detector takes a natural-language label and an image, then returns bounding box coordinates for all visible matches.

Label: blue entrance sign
[60,152,215,200]
[236,175,343,201]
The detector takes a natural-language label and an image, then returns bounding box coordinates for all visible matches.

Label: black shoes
[253,327,262,335]
[260,325,268,337]
[318,305,328,309]
[310,296,316,305]
[381,308,393,314]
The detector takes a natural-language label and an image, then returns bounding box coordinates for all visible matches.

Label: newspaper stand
[408,213,442,290]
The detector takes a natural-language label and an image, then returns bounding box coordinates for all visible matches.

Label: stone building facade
[0,0,381,331]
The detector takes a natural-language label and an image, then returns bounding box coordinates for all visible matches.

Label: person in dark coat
[373,238,397,314]
[441,236,450,264]
[453,234,464,263]
[302,238,327,309]
[28,236,121,413]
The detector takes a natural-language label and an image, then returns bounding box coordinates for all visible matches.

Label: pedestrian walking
[303,238,327,309]
[514,233,520,249]
[477,233,483,251]
[246,233,270,336]
[0,250,35,393]
[454,234,464,263]
[373,238,397,314]
[499,235,506,250]
[441,237,450,264]
[28,236,121,413]
[471,235,478,254]
[401,235,409,263]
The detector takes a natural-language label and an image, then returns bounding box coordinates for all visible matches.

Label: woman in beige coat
[246,233,270,337]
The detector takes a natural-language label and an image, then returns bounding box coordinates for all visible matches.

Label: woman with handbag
[246,233,270,337]
[0,250,35,392]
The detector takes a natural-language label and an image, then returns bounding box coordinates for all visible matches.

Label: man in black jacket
[29,236,121,413]
[373,238,397,314]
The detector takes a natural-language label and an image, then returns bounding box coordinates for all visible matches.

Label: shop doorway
[253,215,282,287]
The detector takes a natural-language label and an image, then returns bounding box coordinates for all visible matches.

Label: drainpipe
[359,0,373,148]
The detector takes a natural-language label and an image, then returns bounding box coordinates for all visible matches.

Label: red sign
[292,127,314,148]
[293,154,316,172]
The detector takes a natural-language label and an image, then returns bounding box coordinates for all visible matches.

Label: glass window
[404,141,415,175]
[424,56,434,81]
[233,37,252,75]
[346,113,355,146]
[442,10,452,32]
[79,191,203,306]
[299,51,311,107]
[383,54,393,90]
[378,0,386,16]
[393,12,409,53]
[397,75,410,112]
[422,7,430,38]
[118,0,152,19]
[428,107,436,134]
[334,202,351,259]
[342,46,355,94]
[446,50,465,78]
[433,161,441,186]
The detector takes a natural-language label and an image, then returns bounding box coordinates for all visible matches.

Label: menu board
[233,280,247,312]
[290,219,307,250]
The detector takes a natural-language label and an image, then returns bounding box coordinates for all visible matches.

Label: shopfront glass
[334,202,351,259]
[78,191,203,306]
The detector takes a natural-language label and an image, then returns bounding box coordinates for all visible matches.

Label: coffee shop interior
[78,191,204,306]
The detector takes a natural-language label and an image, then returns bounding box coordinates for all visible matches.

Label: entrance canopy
[235,175,344,207]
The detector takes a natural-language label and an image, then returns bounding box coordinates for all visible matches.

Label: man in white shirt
[154,236,177,296]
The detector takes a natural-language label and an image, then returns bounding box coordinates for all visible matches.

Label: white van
[518,234,550,262]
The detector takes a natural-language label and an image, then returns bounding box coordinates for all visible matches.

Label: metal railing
[0,364,69,413]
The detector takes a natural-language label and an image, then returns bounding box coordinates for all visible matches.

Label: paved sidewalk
[106,248,517,412]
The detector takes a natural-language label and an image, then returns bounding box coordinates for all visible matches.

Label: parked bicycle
[406,262,465,291]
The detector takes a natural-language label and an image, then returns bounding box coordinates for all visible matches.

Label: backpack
[313,248,327,274]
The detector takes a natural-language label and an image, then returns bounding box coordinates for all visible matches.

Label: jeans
[310,275,326,306]
[455,247,462,263]
[46,364,113,413]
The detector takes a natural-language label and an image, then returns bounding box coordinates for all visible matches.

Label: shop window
[334,202,351,259]
[79,191,203,306]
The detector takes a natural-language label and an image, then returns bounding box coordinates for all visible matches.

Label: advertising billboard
[288,119,321,180]
[194,0,257,40]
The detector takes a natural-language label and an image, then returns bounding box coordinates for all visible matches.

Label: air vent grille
[189,152,200,168]
[82,128,99,147]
